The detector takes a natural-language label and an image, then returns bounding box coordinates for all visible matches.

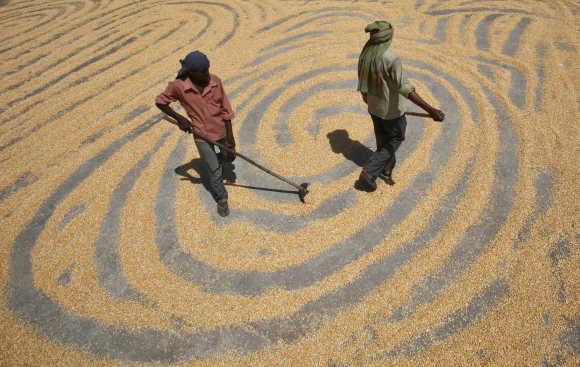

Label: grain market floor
[0,1,578,366]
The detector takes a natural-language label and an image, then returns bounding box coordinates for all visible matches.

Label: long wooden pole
[406,111,432,118]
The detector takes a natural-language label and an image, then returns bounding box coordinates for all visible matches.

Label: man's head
[364,20,393,39]
[177,51,210,86]
[327,129,351,153]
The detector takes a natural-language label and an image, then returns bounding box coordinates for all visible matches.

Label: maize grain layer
[0,1,578,366]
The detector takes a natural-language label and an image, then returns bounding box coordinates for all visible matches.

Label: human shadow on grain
[175,159,297,195]
[327,129,372,167]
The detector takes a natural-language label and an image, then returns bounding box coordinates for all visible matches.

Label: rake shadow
[174,159,298,196]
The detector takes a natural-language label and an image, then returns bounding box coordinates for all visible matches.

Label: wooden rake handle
[405,111,432,118]
[160,115,307,193]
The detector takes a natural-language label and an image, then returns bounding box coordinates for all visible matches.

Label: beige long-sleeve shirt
[362,49,415,120]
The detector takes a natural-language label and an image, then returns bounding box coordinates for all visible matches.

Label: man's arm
[224,119,235,148]
[407,91,445,122]
[155,103,192,133]
[216,78,236,148]
[388,57,445,122]
[154,82,193,133]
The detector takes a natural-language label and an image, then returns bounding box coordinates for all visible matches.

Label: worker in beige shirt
[356,20,445,192]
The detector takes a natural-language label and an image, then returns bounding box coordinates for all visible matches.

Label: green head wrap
[357,20,394,96]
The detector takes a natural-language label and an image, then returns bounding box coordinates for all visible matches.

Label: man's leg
[216,139,236,183]
[380,115,407,185]
[357,115,389,191]
[363,116,394,176]
[372,114,387,152]
[195,139,229,216]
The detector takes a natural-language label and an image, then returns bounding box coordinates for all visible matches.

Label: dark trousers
[364,114,407,177]
[195,138,228,202]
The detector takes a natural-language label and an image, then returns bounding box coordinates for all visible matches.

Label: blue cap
[177,51,210,78]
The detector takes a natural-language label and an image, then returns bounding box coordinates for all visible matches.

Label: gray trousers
[364,114,407,177]
[195,138,228,202]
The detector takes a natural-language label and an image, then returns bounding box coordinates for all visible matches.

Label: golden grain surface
[0,1,578,366]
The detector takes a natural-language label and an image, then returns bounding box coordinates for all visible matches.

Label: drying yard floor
[0,1,578,366]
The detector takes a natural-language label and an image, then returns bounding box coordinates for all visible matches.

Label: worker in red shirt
[156,51,235,217]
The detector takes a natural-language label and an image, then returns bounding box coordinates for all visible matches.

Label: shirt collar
[182,75,218,94]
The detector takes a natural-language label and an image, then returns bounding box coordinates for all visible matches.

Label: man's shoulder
[168,78,185,88]
[381,48,400,64]
[210,74,222,83]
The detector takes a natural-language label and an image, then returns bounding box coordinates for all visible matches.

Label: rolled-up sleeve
[218,79,235,120]
[387,57,415,97]
[155,82,178,105]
